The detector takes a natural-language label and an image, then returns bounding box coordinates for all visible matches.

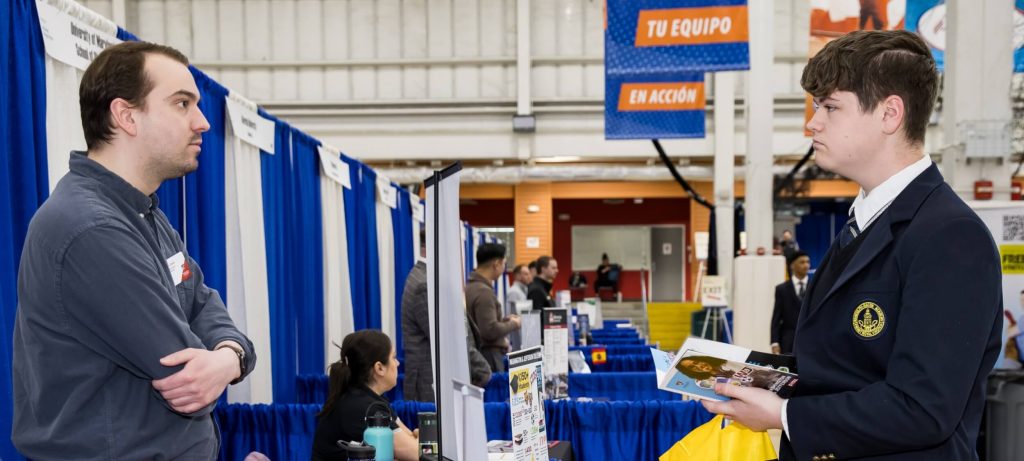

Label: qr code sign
[1004,215,1024,241]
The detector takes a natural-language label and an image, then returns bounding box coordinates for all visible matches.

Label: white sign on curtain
[377,177,398,209]
[35,1,121,71]
[225,96,275,154]
[316,146,351,188]
[412,199,425,223]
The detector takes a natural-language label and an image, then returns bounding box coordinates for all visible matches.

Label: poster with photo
[542,309,569,400]
[507,347,549,461]
[974,203,1024,369]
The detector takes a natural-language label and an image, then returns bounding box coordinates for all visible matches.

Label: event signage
[542,308,569,400]
[605,0,751,73]
[35,1,121,71]
[701,275,728,307]
[376,177,398,209]
[974,203,1024,369]
[507,346,549,461]
[605,72,706,139]
[905,0,1024,73]
[316,146,351,189]
[411,195,425,223]
[225,96,276,154]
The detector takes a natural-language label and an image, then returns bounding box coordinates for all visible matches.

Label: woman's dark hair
[318,330,393,419]
[676,355,727,380]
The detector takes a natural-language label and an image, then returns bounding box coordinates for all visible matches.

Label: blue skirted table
[215,399,713,461]
[298,371,679,405]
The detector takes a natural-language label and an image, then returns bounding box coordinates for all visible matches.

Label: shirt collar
[850,155,932,231]
[791,275,807,285]
[70,151,159,215]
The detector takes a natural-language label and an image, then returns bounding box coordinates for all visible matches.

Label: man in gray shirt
[12,41,255,459]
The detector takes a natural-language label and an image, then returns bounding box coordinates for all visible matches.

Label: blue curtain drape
[391,186,413,357]
[342,160,381,331]
[464,223,474,279]
[215,399,713,461]
[261,115,296,402]
[290,129,324,375]
[0,2,47,459]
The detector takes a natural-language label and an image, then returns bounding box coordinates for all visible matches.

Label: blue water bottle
[363,402,394,461]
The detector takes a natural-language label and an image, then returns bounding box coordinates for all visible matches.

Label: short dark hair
[801,30,937,145]
[79,41,190,150]
[528,261,536,270]
[476,243,506,266]
[536,256,553,271]
[511,264,525,275]
[788,250,809,267]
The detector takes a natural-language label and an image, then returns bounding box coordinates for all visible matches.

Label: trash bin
[985,369,1024,461]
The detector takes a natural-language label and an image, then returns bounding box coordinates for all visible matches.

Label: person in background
[401,233,491,402]
[704,31,1002,461]
[779,229,799,265]
[467,243,521,372]
[595,253,614,290]
[528,256,558,311]
[312,330,420,461]
[568,272,588,289]
[506,264,532,311]
[770,251,810,355]
[528,260,538,280]
[12,41,255,459]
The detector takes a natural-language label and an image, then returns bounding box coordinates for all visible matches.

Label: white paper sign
[36,1,121,71]
[411,198,425,223]
[376,178,397,209]
[694,231,710,260]
[225,96,275,153]
[662,243,673,255]
[507,347,549,461]
[316,146,351,188]
[525,237,541,249]
[701,275,728,307]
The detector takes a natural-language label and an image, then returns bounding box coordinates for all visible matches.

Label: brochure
[656,337,798,401]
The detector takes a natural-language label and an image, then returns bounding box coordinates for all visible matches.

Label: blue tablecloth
[215,399,713,461]
[298,370,678,405]
[570,345,656,356]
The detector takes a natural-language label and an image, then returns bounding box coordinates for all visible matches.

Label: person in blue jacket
[703,30,1003,461]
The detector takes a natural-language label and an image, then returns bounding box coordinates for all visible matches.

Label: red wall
[460,199,514,227]
[551,198,690,300]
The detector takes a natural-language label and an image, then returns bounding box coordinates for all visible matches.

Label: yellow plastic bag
[660,415,778,461]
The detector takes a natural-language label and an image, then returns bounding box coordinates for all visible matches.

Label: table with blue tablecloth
[297,371,678,405]
[215,399,713,461]
[570,344,656,356]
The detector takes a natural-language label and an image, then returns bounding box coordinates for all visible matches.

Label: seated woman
[312,330,420,461]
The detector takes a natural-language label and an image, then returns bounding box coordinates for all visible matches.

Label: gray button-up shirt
[12,152,256,460]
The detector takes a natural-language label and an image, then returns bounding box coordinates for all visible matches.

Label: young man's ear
[109,98,139,137]
[880,95,906,137]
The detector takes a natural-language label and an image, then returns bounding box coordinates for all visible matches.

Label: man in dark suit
[703,30,1002,461]
[770,251,809,355]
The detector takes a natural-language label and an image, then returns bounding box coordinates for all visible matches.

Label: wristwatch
[216,343,246,385]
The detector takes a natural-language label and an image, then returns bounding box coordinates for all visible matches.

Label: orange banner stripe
[617,82,706,111]
[634,6,749,47]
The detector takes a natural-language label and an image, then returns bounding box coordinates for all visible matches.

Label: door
[650,226,685,302]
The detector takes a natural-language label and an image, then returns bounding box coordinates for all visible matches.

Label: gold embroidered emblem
[852,302,886,338]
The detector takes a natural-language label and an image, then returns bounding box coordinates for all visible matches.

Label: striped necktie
[838,215,861,248]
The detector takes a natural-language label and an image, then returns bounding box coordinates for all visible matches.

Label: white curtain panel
[43,0,117,190]
[375,185,396,342]
[223,93,272,403]
[319,148,355,371]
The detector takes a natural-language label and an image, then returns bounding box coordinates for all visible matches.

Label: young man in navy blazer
[703,30,1003,461]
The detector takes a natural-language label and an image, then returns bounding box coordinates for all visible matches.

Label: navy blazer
[771,279,804,354]
[781,164,1002,461]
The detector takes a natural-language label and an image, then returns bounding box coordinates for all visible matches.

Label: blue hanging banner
[605,72,706,139]
[605,0,750,74]
[906,0,1024,73]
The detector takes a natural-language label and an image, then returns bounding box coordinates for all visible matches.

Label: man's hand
[701,383,784,432]
[508,314,522,328]
[152,347,241,414]
[771,344,782,355]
